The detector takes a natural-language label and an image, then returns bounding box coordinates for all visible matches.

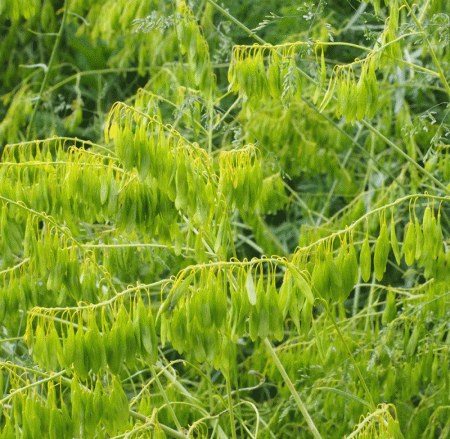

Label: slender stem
[205,0,265,45]
[209,0,447,196]
[150,365,184,433]
[326,307,376,411]
[27,0,69,140]
[401,0,450,99]
[263,338,323,439]
[129,410,191,439]
[360,120,450,195]
[226,376,238,439]
[208,89,214,156]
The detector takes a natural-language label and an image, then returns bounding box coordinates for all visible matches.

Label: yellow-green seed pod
[374,220,390,281]
[360,234,372,283]
[382,289,397,325]
[390,214,401,265]
[402,221,416,266]
[356,66,368,121]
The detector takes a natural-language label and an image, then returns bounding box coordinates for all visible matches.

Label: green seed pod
[33,324,47,368]
[47,325,63,371]
[301,299,313,335]
[249,304,260,342]
[93,379,104,425]
[390,214,401,265]
[85,316,105,375]
[356,66,368,121]
[245,269,257,306]
[268,50,281,99]
[210,269,227,330]
[360,234,372,283]
[402,221,416,266]
[105,326,122,376]
[110,377,130,433]
[414,215,424,263]
[71,378,84,438]
[73,322,89,380]
[382,289,397,325]
[374,220,390,281]
[63,323,76,371]
[406,323,421,357]
[268,282,284,341]
[328,256,343,302]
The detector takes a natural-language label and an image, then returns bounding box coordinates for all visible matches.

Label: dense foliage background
[1,0,450,438]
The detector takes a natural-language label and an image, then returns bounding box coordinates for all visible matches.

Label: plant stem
[129,410,191,439]
[360,120,450,195]
[27,0,69,140]
[326,307,376,411]
[150,365,184,433]
[401,0,450,99]
[209,0,447,196]
[226,376,238,439]
[205,0,265,45]
[263,338,323,439]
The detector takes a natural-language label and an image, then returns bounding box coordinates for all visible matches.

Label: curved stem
[27,0,69,140]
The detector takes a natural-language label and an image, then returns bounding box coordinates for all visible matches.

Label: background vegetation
[1,0,450,437]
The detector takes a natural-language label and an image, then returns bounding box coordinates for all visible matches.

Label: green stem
[27,0,69,140]
[263,338,323,439]
[401,0,450,99]
[360,120,450,195]
[205,0,265,45]
[208,89,214,156]
[129,410,191,439]
[209,0,446,196]
[326,306,376,411]
[226,376,238,439]
[150,365,184,434]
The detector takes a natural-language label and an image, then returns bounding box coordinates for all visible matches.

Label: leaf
[317,387,372,408]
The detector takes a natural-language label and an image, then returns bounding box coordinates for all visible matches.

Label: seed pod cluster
[25,296,158,377]
[175,3,214,92]
[105,102,224,228]
[401,202,445,279]
[159,260,314,366]
[0,373,129,439]
[310,238,358,302]
[228,45,303,108]
[322,59,379,124]
[218,144,263,211]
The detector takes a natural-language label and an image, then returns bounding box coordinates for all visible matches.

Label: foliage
[1,0,450,438]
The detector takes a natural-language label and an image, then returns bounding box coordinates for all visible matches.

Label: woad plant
[1,0,450,437]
